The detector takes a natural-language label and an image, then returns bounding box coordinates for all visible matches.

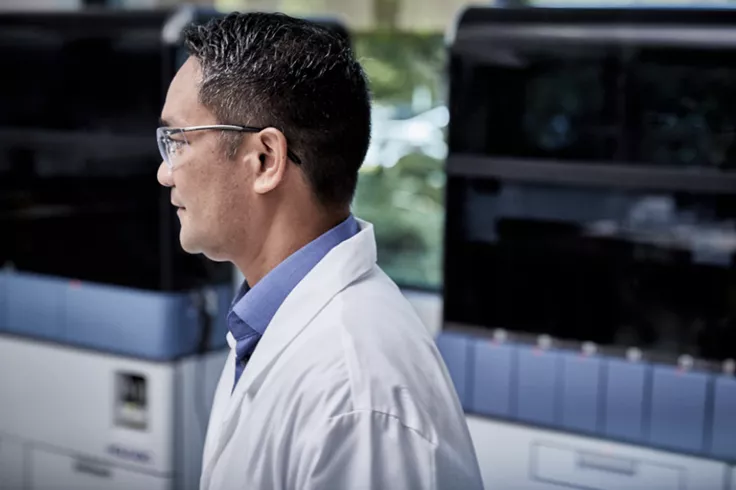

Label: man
[156,12,483,490]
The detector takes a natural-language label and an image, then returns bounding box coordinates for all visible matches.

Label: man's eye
[167,139,185,154]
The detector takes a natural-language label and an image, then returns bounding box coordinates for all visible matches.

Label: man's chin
[179,230,203,255]
[179,234,229,262]
[179,241,201,256]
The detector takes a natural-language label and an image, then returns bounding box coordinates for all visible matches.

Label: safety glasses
[156,124,302,171]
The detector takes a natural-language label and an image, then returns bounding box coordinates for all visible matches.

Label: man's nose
[157,161,173,187]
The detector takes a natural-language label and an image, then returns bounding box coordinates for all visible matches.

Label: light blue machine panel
[649,367,708,453]
[711,377,736,460]
[470,340,514,418]
[0,270,230,360]
[516,347,560,426]
[0,272,6,336]
[604,359,648,444]
[6,273,66,339]
[435,331,471,406]
[560,352,601,434]
[436,330,736,467]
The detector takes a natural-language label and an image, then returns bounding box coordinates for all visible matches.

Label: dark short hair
[182,12,371,208]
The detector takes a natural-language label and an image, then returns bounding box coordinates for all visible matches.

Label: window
[352,32,447,290]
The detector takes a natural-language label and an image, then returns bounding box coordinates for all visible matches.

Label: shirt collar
[227,215,360,342]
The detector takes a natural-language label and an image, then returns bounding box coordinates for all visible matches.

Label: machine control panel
[114,372,148,431]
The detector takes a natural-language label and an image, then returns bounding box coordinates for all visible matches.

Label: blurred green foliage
[351,32,447,290]
[354,155,446,288]
[353,32,446,104]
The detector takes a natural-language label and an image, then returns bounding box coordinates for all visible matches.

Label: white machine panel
[0,333,229,490]
[0,436,25,490]
[467,415,729,490]
[731,467,736,490]
[534,442,682,490]
[0,335,174,475]
[29,448,168,490]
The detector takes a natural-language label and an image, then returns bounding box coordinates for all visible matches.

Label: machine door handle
[577,451,637,476]
[73,458,112,478]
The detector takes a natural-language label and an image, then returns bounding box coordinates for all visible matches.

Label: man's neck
[235,209,350,287]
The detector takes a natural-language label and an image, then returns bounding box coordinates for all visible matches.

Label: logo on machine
[107,444,152,464]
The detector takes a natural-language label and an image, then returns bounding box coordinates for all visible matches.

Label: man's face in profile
[157,57,254,262]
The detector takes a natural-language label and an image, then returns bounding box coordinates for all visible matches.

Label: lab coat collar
[206,219,377,477]
[228,215,360,342]
[229,218,375,399]
[226,330,236,350]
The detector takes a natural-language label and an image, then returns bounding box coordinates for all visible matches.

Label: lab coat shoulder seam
[326,408,439,447]
[335,299,359,415]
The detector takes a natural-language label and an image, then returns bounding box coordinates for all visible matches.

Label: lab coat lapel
[199,336,237,490]
[201,220,377,488]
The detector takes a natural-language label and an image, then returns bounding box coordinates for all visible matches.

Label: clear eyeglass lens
[167,139,183,158]
[156,128,170,168]
[157,129,187,170]
[167,133,189,170]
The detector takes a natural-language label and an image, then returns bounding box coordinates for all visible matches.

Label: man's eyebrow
[159,117,185,128]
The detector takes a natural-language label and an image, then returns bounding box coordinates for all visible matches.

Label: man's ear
[252,128,289,195]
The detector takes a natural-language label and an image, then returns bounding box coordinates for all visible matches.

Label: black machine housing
[444,6,736,364]
[0,7,349,292]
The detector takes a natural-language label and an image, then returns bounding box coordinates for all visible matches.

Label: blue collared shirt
[228,215,360,389]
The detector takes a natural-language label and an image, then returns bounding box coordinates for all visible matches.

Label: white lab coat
[200,220,483,490]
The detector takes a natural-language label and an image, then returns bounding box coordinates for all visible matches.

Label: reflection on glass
[451,45,736,169]
[631,49,736,170]
[451,47,621,160]
[523,63,616,157]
